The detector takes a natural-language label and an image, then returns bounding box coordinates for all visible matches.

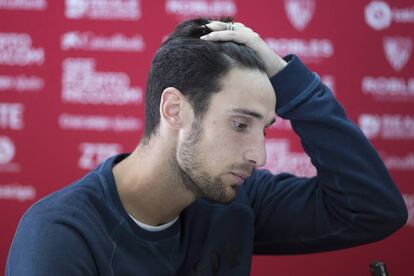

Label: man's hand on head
[200,21,287,78]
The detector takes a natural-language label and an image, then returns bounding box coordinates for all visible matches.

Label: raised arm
[202,21,408,254]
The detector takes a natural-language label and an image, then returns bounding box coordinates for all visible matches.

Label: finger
[205,21,247,32]
[205,21,228,31]
[200,30,247,45]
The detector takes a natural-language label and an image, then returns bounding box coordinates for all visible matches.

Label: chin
[210,187,239,204]
[209,197,235,205]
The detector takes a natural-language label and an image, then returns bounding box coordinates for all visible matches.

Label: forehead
[208,68,276,121]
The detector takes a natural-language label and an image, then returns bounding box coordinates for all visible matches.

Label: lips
[230,171,251,183]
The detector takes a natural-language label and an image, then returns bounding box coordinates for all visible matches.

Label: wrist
[256,40,287,77]
[267,55,288,78]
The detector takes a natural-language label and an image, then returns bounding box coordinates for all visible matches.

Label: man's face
[174,67,276,203]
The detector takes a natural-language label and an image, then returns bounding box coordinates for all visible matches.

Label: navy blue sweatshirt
[6,55,407,275]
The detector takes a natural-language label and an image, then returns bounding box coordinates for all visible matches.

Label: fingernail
[200,35,208,40]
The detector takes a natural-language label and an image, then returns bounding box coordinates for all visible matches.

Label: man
[6,18,407,275]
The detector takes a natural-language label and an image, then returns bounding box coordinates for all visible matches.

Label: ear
[159,87,185,130]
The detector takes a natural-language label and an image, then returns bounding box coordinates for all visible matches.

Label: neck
[113,138,195,226]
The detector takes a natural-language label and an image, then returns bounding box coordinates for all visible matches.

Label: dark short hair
[143,18,266,143]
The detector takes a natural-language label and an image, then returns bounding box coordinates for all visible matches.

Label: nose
[244,136,267,167]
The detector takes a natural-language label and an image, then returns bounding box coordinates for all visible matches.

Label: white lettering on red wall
[0,75,44,92]
[165,0,236,17]
[62,58,142,105]
[78,142,122,170]
[0,103,24,130]
[0,33,44,66]
[362,76,414,101]
[65,0,141,20]
[263,138,316,177]
[0,136,15,165]
[359,114,414,140]
[0,184,36,201]
[58,113,142,132]
[0,136,21,173]
[265,38,334,62]
[380,152,414,171]
[61,32,145,52]
[0,0,46,10]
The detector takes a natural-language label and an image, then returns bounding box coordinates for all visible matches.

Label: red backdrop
[1,0,413,275]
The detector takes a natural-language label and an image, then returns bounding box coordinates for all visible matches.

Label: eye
[233,120,248,131]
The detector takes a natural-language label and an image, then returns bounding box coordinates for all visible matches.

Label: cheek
[201,127,245,164]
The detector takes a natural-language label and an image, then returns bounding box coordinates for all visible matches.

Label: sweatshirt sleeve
[6,206,97,276]
[243,55,408,255]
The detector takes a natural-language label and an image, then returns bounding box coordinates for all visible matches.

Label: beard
[171,117,232,203]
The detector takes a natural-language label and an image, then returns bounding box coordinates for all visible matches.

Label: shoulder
[16,167,123,243]
[28,171,103,216]
[7,199,100,275]
[17,172,102,234]
[7,171,118,274]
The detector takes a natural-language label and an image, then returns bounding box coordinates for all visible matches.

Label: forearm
[247,55,407,254]
[199,19,407,253]
[273,55,407,239]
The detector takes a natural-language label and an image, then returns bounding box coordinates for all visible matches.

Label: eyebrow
[230,108,276,127]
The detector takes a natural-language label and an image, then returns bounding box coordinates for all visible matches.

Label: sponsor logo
[0,0,46,10]
[359,114,414,140]
[0,75,44,92]
[58,113,142,132]
[0,136,15,164]
[0,33,44,66]
[61,31,145,52]
[165,0,236,18]
[0,136,21,173]
[358,114,381,139]
[380,152,414,171]
[362,76,414,101]
[365,1,414,31]
[403,194,414,227]
[0,103,24,130]
[0,184,35,201]
[365,1,392,30]
[62,58,143,105]
[284,0,315,31]
[383,37,412,71]
[79,142,122,170]
[65,0,141,20]
[263,138,316,177]
[265,37,334,62]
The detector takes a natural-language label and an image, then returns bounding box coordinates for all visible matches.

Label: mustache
[230,164,255,176]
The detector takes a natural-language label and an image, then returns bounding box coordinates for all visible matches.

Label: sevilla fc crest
[383,37,413,72]
[284,0,315,31]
